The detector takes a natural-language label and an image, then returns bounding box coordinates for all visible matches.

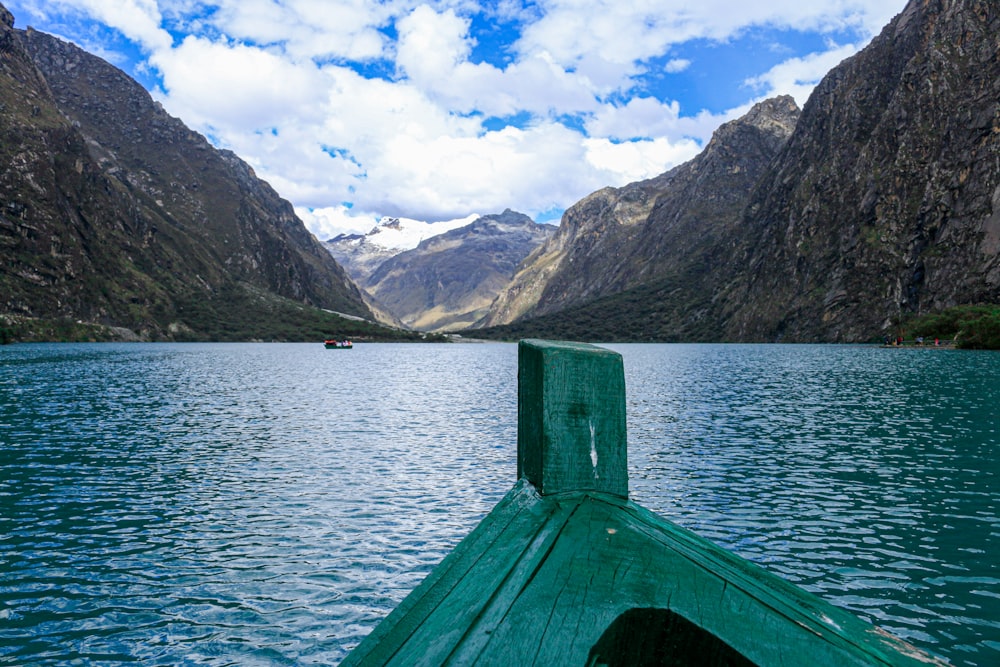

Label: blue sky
[5,0,908,238]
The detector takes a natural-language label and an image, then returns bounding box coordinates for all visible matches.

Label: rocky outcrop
[363,210,554,331]
[326,231,401,287]
[0,5,371,339]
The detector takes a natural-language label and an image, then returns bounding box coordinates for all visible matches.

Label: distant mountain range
[327,211,554,331]
[325,214,481,285]
[3,0,997,344]
[471,0,1000,343]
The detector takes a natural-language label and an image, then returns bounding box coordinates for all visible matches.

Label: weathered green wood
[341,339,946,667]
[517,339,627,497]
[341,480,544,666]
[343,482,944,666]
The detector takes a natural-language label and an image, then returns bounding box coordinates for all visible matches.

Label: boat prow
[342,340,946,666]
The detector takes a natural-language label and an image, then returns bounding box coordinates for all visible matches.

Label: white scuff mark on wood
[590,419,599,478]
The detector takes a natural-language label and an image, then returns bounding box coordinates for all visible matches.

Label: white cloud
[396,6,472,82]
[394,6,597,118]
[7,0,171,53]
[664,58,690,73]
[297,206,378,238]
[745,41,862,107]
[584,136,702,184]
[54,0,173,51]
[515,0,902,93]
[9,0,911,239]
[151,36,327,131]
[586,97,682,141]
[198,0,394,61]
[354,123,605,222]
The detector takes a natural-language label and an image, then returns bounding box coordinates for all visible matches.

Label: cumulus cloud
[76,0,173,51]
[151,36,328,130]
[189,0,394,61]
[514,0,899,96]
[744,41,862,107]
[7,0,909,238]
[584,136,703,184]
[664,58,690,73]
[297,205,378,238]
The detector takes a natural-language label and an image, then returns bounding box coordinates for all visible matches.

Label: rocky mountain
[480,96,801,335]
[357,210,554,331]
[721,0,1000,341]
[325,214,479,285]
[0,5,375,341]
[477,0,999,343]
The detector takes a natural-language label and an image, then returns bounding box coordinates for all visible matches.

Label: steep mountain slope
[1,7,373,340]
[723,0,1000,341]
[480,97,801,333]
[363,211,554,331]
[478,0,999,343]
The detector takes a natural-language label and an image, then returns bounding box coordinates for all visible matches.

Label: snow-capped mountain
[325,214,480,282]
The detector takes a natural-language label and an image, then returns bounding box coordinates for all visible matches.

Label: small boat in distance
[324,339,353,349]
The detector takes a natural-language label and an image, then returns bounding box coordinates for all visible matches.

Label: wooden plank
[517,339,627,497]
[441,494,589,664]
[344,486,945,666]
[342,481,578,666]
[608,496,946,666]
[462,492,944,666]
[340,480,540,666]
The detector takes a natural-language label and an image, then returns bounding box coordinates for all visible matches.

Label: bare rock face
[481,96,801,332]
[723,0,1000,341]
[479,0,1000,343]
[0,5,370,338]
[362,210,555,331]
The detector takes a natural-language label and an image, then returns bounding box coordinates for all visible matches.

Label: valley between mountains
[2,0,998,345]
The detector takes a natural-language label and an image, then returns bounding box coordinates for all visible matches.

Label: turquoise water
[0,343,997,665]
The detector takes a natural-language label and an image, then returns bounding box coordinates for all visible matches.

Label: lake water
[0,342,997,666]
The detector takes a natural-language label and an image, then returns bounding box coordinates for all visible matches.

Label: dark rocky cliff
[478,0,999,343]
[364,210,554,331]
[0,6,371,340]
[724,0,1000,341]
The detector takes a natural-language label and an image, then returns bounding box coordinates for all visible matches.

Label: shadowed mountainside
[1,6,381,341]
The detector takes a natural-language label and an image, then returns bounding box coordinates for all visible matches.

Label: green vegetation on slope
[462,278,719,343]
[469,295,1000,350]
[906,305,1000,350]
[1,282,444,343]
[170,283,441,342]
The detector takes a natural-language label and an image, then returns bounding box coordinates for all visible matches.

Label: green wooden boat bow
[342,339,946,666]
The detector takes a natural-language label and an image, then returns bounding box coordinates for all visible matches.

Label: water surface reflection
[0,342,996,665]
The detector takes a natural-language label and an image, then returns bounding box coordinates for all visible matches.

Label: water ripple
[618,344,999,666]
[1,342,997,665]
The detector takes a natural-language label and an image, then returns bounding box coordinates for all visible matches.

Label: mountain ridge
[474,0,999,343]
[333,210,554,331]
[480,96,801,334]
[325,214,481,286]
[719,0,999,341]
[1,6,384,341]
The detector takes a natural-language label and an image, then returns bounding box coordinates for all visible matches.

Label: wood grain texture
[343,484,944,666]
[517,339,627,497]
